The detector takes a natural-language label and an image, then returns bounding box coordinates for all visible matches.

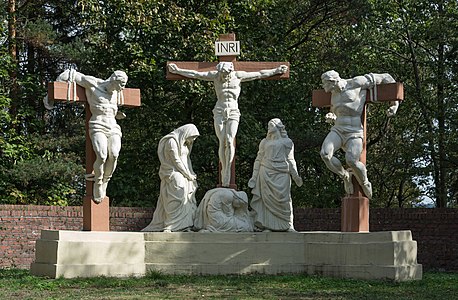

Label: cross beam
[166,61,289,80]
[48,82,141,107]
[48,81,141,231]
[312,82,403,232]
[312,82,404,107]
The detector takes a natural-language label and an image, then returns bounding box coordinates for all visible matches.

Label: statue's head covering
[172,124,200,150]
[233,190,248,204]
[159,124,200,157]
[268,118,288,138]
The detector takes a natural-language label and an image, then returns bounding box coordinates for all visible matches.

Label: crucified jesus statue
[168,62,288,187]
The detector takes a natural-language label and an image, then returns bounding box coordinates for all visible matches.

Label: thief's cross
[47,80,141,231]
[312,82,403,232]
[167,33,289,189]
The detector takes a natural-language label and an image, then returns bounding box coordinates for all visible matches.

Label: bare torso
[331,84,367,128]
[86,86,119,127]
[213,73,241,109]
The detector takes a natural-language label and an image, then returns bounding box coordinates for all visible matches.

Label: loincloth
[212,107,241,122]
[331,125,363,149]
[89,120,122,139]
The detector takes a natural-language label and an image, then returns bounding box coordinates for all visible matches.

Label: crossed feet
[343,170,372,199]
[85,173,106,204]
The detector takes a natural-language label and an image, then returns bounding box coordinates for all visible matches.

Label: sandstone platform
[31,230,422,281]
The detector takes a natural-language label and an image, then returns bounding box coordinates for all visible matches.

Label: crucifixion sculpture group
[47,33,403,233]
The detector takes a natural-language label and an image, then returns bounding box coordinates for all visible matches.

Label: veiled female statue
[248,118,303,232]
[142,124,199,232]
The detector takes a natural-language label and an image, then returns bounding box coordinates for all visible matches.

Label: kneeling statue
[194,188,254,232]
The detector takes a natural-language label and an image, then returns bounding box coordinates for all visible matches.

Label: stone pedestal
[83,196,109,231]
[341,196,369,232]
[144,231,421,281]
[31,230,422,281]
[30,230,145,278]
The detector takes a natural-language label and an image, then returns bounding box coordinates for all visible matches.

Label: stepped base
[31,230,422,281]
[30,230,145,278]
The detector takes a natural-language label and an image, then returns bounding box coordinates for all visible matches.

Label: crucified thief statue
[168,62,288,187]
[50,70,128,203]
[320,70,399,199]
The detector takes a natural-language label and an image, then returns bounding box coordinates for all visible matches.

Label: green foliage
[357,0,458,207]
[1,0,457,208]
[0,133,85,205]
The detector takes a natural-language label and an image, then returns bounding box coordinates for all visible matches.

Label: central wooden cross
[47,81,141,231]
[166,33,289,188]
[312,82,403,232]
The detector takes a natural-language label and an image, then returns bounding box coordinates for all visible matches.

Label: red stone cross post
[166,33,289,189]
[312,82,403,232]
[47,82,141,231]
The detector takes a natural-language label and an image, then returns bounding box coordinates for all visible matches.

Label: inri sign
[215,41,240,56]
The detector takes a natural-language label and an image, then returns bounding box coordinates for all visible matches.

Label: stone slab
[31,230,145,278]
[145,264,421,281]
[31,230,422,281]
[143,231,422,281]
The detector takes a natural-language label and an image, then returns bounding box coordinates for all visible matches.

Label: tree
[1,1,88,205]
[1,0,457,209]
[359,0,458,207]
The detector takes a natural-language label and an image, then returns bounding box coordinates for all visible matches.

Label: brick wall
[0,205,153,269]
[1,205,457,271]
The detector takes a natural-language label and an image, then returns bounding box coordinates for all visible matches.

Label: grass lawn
[0,269,456,299]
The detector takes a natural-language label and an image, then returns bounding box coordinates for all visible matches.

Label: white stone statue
[142,124,199,232]
[319,70,399,199]
[248,118,303,232]
[194,188,254,232]
[168,62,288,187]
[44,69,128,203]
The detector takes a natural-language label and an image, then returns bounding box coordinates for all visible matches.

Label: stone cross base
[83,196,110,231]
[31,230,422,281]
[341,196,369,232]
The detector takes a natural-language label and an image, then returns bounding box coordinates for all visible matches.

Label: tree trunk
[402,8,441,208]
[436,2,447,207]
[7,0,18,119]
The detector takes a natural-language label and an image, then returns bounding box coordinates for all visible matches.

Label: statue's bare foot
[361,181,372,199]
[343,171,354,195]
[93,197,103,204]
[93,182,104,204]
[102,180,109,197]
